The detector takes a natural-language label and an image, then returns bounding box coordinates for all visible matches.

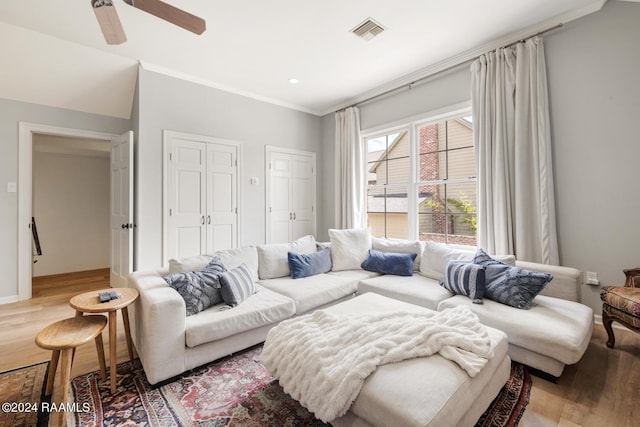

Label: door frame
[162,130,242,265]
[18,123,120,300]
[265,146,316,244]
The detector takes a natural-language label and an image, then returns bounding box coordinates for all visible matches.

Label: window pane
[367,131,410,186]
[418,183,477,246]
[418,119,475,181]
[367,186,408,239]
[445,119,474,150]
[445,146,476,180]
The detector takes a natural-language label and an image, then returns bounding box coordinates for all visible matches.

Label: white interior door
[268,152,293,243]
[206,143,238,252]
[291,155,315,240]
[167,139,207,260]
[110,131,134,287]
[266,148,316,244]
[164,131,241,262]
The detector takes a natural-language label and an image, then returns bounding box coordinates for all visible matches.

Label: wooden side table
[35,315,107,424]
[70,287,139,394]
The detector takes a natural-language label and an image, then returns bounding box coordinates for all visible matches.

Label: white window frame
[361,102,473,241]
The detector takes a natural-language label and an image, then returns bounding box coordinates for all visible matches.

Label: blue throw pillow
[219,264,257,307]
[164,256,227,316]
[361,249,416,276]
[288,248,332,279]
[441,261,486,304]
[474,249,553,309]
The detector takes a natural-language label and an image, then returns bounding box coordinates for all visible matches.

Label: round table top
[35,315,107,350]
[70,287,139,313]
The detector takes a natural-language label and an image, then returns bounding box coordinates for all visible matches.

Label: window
[365,112,477,245]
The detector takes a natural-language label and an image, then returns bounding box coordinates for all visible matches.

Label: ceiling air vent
[351,18,385,41]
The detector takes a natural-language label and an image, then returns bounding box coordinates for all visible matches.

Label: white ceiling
[0,0,606,119]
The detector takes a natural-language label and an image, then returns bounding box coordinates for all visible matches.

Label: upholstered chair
[600,268,640,348]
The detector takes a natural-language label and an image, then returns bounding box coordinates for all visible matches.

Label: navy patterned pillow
[441,261,486,304]
[474,249,553,309]
[164,256,227,316]
[219,264,257,307]
[361,249,416,276]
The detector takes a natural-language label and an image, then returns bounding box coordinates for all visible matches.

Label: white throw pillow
[419,242,474,280]
[168,254,213,273]
[420,242,517,280]
[329,228,372,271]
[372,237,424,271]
[257,235,317,279]
[214,246,260,282]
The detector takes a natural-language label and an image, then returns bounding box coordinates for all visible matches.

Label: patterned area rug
[477,363,531,427]
[0,361,51,427]
[71,346,531,426]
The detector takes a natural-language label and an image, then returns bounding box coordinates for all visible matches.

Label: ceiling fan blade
[91,0,127,45]
[123,0,206,35]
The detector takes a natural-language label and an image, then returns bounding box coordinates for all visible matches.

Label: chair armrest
[515,260,582,302]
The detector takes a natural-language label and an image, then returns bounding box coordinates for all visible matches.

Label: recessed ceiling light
[289,78,299,84]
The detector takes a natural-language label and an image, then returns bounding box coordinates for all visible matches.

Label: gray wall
[33,151,110,276]
[545,0,640,313]
[358,66,472,131]
[319,0,640,314]
[134,68,323,270]
[0,98,130,300]
[318,114,336,242]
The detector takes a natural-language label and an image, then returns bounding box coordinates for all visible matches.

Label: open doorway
[18,123,133,301]
[31,134,110,280]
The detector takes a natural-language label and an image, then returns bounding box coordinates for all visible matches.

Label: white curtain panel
[471,36,559,265]
[334,107,366,229]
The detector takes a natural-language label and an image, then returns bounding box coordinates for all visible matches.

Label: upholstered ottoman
[321,293,511,427]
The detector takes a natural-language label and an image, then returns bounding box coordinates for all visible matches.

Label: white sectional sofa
[128,232,593,386]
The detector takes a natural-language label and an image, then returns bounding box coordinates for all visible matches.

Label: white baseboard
[0,295,19,305]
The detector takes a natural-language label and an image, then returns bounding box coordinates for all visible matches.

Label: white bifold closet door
[165,132,240,261]
[266,147,316,244]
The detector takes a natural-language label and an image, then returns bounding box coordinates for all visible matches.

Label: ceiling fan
[91,0,206,45]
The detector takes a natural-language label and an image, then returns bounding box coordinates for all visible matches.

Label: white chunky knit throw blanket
[261,305,493,423]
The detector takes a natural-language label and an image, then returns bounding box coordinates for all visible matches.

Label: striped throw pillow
[219,264,257,307]
[441,260,486,304]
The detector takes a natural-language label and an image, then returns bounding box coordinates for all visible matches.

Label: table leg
[121,306,134,361]
[108,311,117,394]
[95,333,107,382]
[75,310,83,317]
[45,349,60,396]
[59,348,73,425]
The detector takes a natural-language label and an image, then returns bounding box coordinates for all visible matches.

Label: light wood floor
[0,269,133,426]
[1,271,639,426]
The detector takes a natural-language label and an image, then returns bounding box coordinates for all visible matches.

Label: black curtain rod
[337,23,564,113]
